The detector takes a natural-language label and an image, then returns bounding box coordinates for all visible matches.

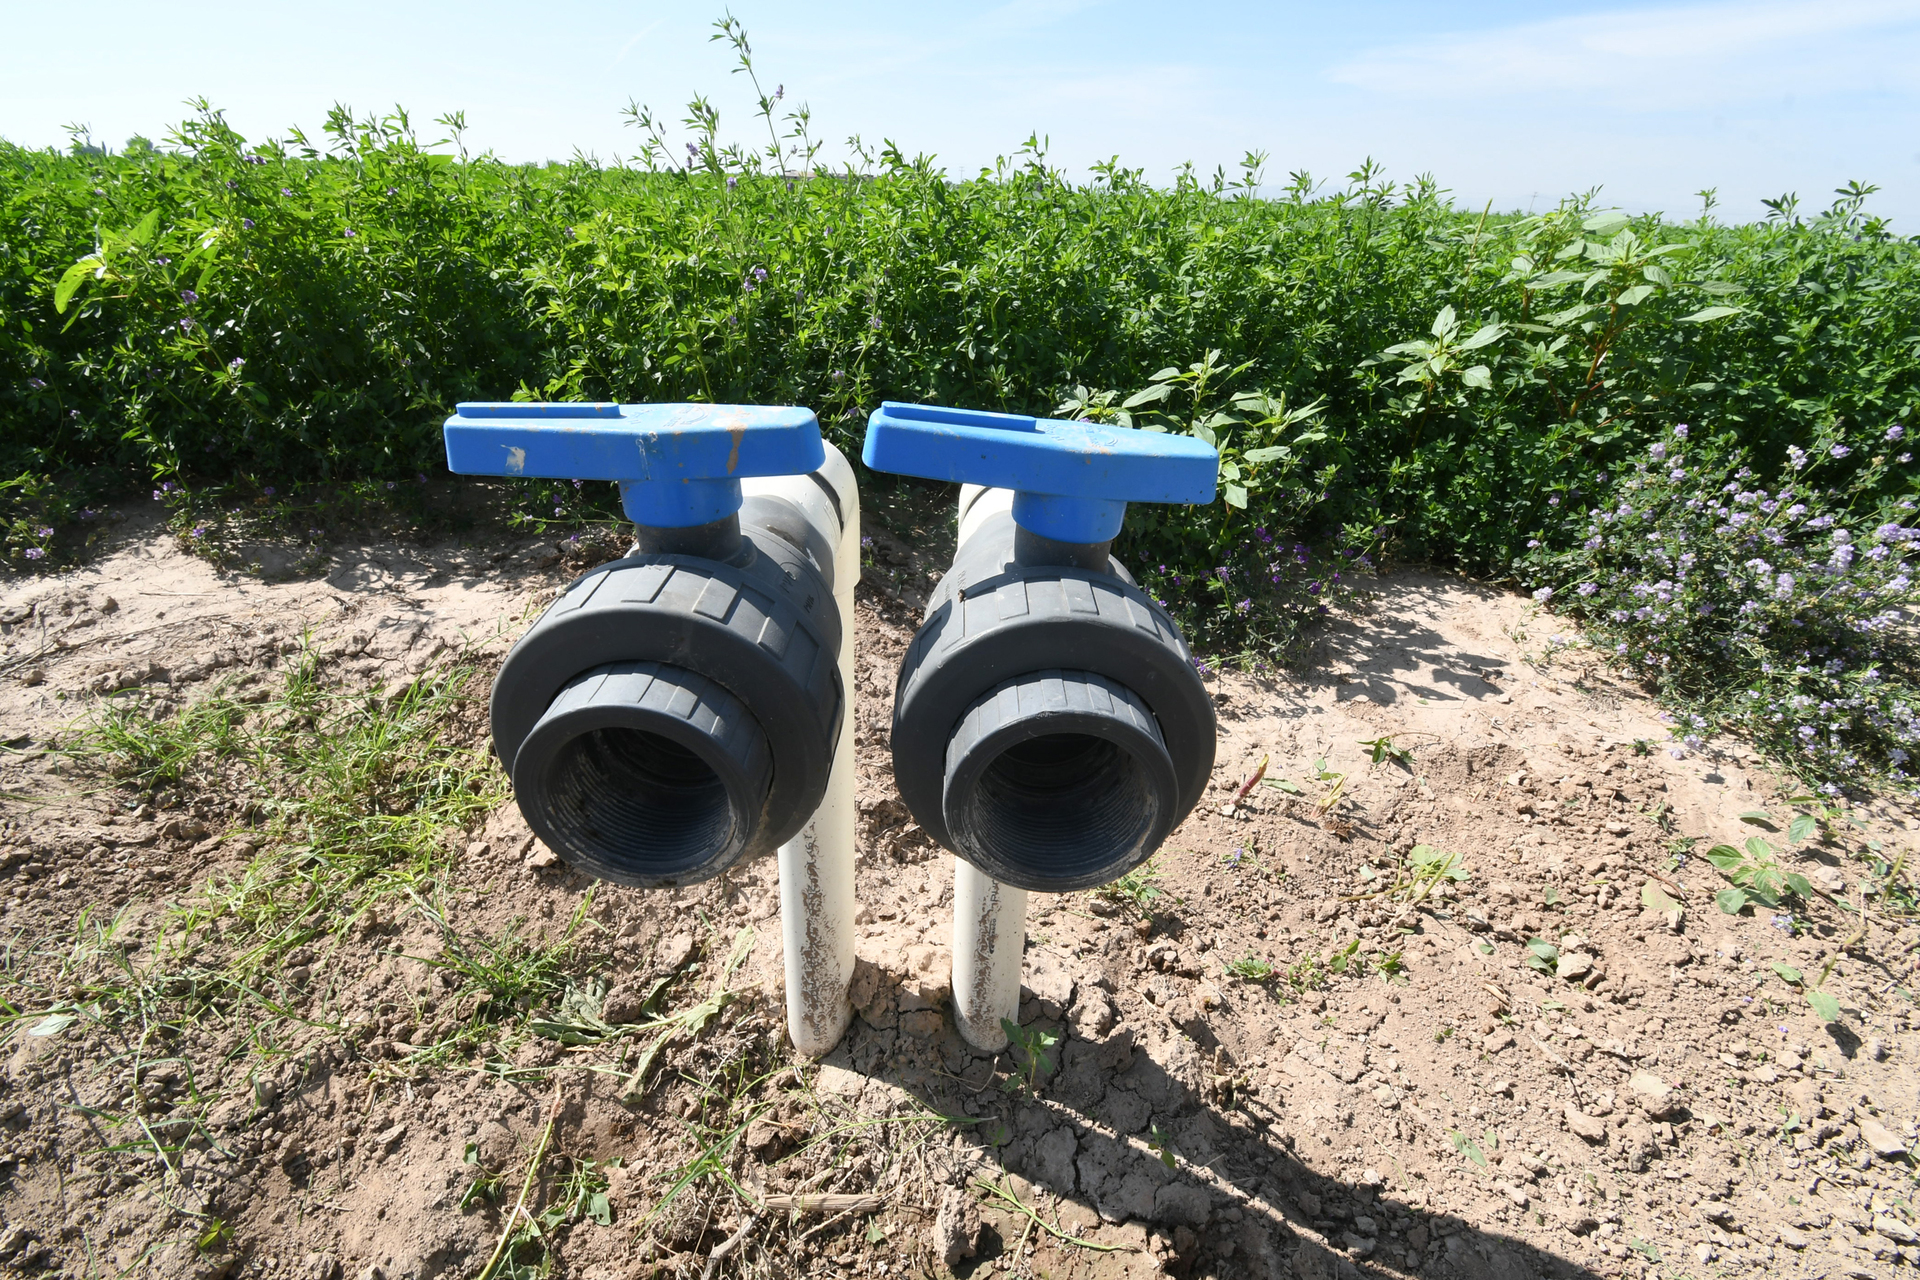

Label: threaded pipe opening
[944,670,1178,892]
[511,662,772,887]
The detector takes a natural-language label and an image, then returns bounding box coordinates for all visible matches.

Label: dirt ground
[0,502,1917,1280]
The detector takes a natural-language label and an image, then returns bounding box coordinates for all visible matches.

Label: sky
[2,0,1918,225]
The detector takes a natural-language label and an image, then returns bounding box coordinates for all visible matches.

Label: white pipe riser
[746,446,859,1056]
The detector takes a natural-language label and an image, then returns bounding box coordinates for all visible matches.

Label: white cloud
[1329,0,1920,106]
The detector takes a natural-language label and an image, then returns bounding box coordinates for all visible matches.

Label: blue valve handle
[444,402,825,528]
[861,401,1217,543]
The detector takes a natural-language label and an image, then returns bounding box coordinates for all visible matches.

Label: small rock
[1867,1037,1890,1062]
[1694,1242,1715,1265]
[1154,1183,1212,1228]
[1859,1115,1910,1160]
[1808,865,1846,894]
[1483,1030,1515,1054]
[1628,1069,1676,1117]
[1779,1224,1809,1250]
[1565,1105,1609,1143]
[930,1187,982,1268]
[524,846,561,871]
[1372,1084,1399,1109]
[1876,1214,1920,1246]
[1556,952,1594,982]
[464,840,490,859]
[375,1122,407,1153]
[657,933,696,970]
[1504,1183,1529,1209]
[1294,1189,1322,1217]
[1069,988,1116,1039]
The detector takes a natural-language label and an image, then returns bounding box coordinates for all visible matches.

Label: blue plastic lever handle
[861,401,1217,543]
[443,402,824,528]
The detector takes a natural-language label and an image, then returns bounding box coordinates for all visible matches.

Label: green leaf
[1745,836,1775,860]
[28,1012,76,1037]
[1739,810,1777,829]
[1703,844,1746,872]
[1783,872,1815,900]
[1430,304,1458,339]
[1771,962,1803,985]
[1615,283,1656,307]
[1529,270,1587,288]
[1640,882,1681,913]
[1241,445,1288,464]
[588,1190,613,1225]
[1807,989,1842,1023]
[52,259,98,315]
[1121,384,1171,409]
[1582,210,1630,236]
[1191,423,1217,447]
[1263,778,1303,795]
[1455,323,1506,352]
[1715,887,1749,915]
[1460,365,1492,390]
[1148,367,1181,382]
[1224,483,1247,510]
[1788,815,1819,845]
[1679,305,1743,322]
[1448,1130,1488,1169]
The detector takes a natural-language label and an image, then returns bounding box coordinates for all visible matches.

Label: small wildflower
[1674,423,1689,438]
[263,486,275,496]
[1532,586,1553,602]
[1830,444,1852,459]
[180,289,198,304]
[1887,424,1905,442]
[242,217,254,229]
[22,548,43,561]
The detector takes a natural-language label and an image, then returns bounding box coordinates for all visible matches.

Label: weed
[1223,955,1276,982]
[1358,735,1413,768]
[1094,859,1164,920]
[1703,837,1814,915]
[1000,1019,1062,1095]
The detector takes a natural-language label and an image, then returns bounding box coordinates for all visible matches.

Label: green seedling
[1147,1123,1177,1169]
[460,1142,508,1208]
[1449,1130,1488,1169]
[1001,1019,1063,1094]
[1703,837,1813,914]
[1095,859,1164,919]
[1358,735,1413,768]
[1223,955,1276,982]
[1522,937,1560,975]
[1784,793,1864,845]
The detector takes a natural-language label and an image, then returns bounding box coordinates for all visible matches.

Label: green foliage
[1000,1018,1062,1095]
[4,33,1919,794]
[1703,836,1814,914]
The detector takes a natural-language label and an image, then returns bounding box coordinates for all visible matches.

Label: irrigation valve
[443,402,861,1055]
[862,402,1219,1049]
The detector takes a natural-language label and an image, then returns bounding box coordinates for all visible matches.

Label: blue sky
[3,0,1918,224]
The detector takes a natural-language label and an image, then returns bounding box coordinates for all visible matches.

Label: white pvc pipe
[952,861,1027,1050]
[748,446,860,1056]
[949,485,1028,1052]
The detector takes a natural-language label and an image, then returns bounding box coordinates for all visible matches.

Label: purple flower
[1889,424,1907,441]
[1533,586,1554,602]
[1234,598,1252,614]
[727,176,738,191]
[280,188,294,197]
[1674,423,1689,439]
[385,481,396,490]
[742,279,756,293]
[180,289,198,304]
[190,525,207,538]
[242,218,254,230]
[1831,444,1852,459]
[344,228,357,239]
[830,370,844,382]
[1649,442,1667,461]
[34,526,52,538]
[26,377,45,390]
[177,317,194,331]
[22,548,43,561]
[228,357,245,371]
[1670,468,1686,481]
[1577,582,1597,596]
[869,316,882,330]
[263,486,276,496]
[1787,445,1808,469]
[752,266,768,281]
[1548,495,1559,506]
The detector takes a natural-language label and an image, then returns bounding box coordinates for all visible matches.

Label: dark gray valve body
[891,500,1214,892]
[493,485,845,888]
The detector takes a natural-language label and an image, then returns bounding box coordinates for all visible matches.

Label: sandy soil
[0,508,1915,1280]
